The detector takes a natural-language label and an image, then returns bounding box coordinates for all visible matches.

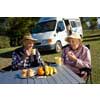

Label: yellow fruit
[53,67,57,74]
[45,70,49,76]
[45,65,49,76]
[49,67,53,76]
[45,65,49,69]
[44,66,57,76]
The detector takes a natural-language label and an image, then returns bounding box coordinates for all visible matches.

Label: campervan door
[64,18,83,37]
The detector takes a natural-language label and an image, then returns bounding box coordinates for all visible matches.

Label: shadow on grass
[83,37,100,42]
[0,65,12,72]
[83,34,100,38]
[40,50,57,56]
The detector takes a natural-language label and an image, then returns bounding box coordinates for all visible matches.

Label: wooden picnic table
[0,65,85,84]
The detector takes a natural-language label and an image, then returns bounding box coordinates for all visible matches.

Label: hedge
[0,36,10,48]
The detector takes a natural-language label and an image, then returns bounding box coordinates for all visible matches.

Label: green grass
[83,29,100,37]
[0,47,19,69]
[0,47,19,54]
[42,52,61,62]
[0,31,100,83]
[84,40,100,83]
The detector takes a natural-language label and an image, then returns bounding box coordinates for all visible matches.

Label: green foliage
[80,17,88,29]
[80,17,97,30]
[0,17,40,47]
[0,36,10,48]
[89,17,97,29]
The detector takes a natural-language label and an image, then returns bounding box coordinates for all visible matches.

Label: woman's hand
[67,51,77,62]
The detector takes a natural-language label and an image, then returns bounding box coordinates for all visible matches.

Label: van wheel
[55,41,62,53]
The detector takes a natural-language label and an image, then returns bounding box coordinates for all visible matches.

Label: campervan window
[57,21,65,32]
[70,21,77,28]
[32,20,56,33]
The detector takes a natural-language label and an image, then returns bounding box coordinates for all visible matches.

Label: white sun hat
[65,33,82,42]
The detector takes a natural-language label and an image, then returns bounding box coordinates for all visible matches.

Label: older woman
[62,33,91,79]
[12,34,44,70]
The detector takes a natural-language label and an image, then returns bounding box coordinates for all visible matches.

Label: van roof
[38,17,62,23]
[38,17,80,23]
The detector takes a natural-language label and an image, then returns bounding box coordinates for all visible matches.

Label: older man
[12,34,44,70]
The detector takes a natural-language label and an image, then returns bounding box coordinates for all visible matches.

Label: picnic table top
[0,64,85,84]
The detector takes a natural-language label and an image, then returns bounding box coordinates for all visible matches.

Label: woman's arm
[76,49,91,69]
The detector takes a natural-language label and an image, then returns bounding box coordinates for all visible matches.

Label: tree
[80,17,97,30]
[0,17,40,46]
[89,17,97,30]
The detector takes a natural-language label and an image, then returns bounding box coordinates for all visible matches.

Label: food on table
[44,65,57,76]
[28,68,35,77]
[37,65,57,76]
[21,69,27,78]
[53,67,57,74]
[21,68,35,78]
[49,67,54,76]
[37,67,45,76]
[45,65,49,76]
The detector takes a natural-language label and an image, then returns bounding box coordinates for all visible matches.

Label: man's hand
[67,51,77,62]
[25,50,31,56]
[22,49,31,60]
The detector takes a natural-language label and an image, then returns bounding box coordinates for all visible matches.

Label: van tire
[55,41,62,53]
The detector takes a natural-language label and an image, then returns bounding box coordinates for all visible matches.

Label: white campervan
[32,17,83,52]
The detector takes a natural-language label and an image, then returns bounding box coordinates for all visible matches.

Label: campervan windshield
[32,20,56,33]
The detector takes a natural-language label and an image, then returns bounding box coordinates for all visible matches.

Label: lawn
[0,30,100,83]
[84,40,100,83]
